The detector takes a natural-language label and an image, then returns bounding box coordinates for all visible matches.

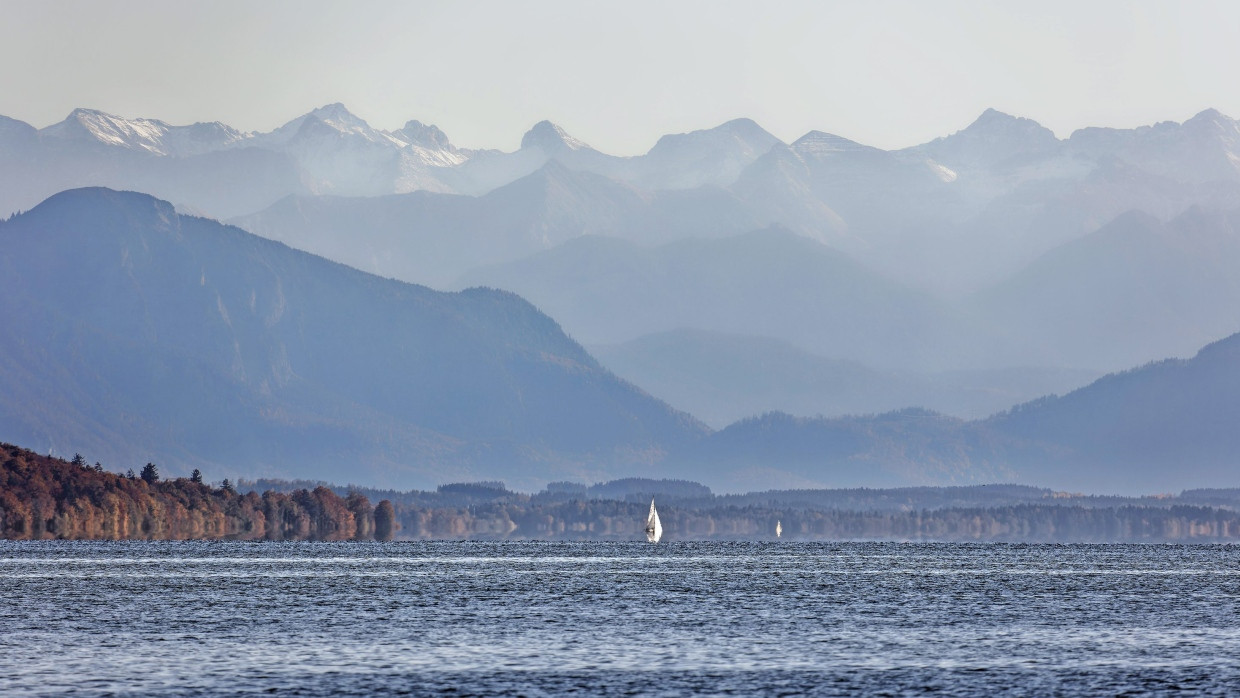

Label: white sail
[776,520,782,538]
[645,499,663,543]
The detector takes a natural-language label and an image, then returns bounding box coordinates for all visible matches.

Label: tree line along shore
[3,442,1240,543]
[0,444,395,541]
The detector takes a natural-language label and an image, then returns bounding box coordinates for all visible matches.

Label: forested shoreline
[375,500,1240,543]
[5,442,1240,543]
[0,444,395,541]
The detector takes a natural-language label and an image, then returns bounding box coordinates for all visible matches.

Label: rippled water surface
[1,541,1238,695]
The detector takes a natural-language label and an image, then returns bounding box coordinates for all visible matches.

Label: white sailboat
[776,520,782,538]
[645,499,663,543]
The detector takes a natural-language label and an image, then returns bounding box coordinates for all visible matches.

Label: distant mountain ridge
[10,104,1240,307]
[237,168,1240,411]
[675,331,1240,493]
[591,329,1102,428]
[971,206,1240,369]
[3,189,1240,494]
[0,104,786,218]
[6,104,1238,227]
[456,226,968,369]
[9,106,1240,477]
[987,331,1240,491]
[219,107,1240,365]
[0,188,705,490]
[230,161,761,288]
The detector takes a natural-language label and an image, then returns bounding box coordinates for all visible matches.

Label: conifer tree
[374,500,396,541]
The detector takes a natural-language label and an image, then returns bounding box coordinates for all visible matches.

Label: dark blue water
[1,541,1238,696]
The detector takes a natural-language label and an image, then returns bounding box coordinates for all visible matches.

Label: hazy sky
[1,0,1236,153]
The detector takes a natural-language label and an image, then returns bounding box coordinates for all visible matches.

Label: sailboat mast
[645,498,663,543]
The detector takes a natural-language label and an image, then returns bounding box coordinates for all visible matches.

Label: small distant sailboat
[645,499,663,543]
[776,520,782,538]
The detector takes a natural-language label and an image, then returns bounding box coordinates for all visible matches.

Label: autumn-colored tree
[2,445,286,540]
[346,492,374,540]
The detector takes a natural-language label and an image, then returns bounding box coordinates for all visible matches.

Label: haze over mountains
[0,188,704,490]
[592,330,1101,429]
[3,104,1240,494]
[4,187,1239,494]
[690,330,1240,494]
[0,106,785,220]
[217,106,1240,373]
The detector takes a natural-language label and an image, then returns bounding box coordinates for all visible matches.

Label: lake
[1,541,1237,695]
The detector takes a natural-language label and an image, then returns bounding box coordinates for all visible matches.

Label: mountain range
[0,188,704,490]
[1,188,1238,494]
[680,330,1240,493]
[4,102,1240,494]
[970,206,1240,369]
[591,329,1101,429]
[0,106,785,220]
[231,160,760,289]
[216,106,1240,373]
[456,226,967,368]
[8,106,1240,274]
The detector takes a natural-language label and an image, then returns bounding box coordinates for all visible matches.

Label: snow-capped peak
[675,117,771,142]
[971,107,1019,126]
[647,118,780,156]
[257,103,404,149]
[396,120,454,151]
[911,108,1060,168]
[1064,108,1240,183]
[1178,109,1240,171]
[304,103,371,132]
[1182,108,1238,136]
[39,108,247,156]
[42,108,171,151]
[521,120,591,152]
[1187,108,1227,124]
[636,118,782,189]
[395,120,467,168]
[791,131,876,156]
[960,108,1057,142]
